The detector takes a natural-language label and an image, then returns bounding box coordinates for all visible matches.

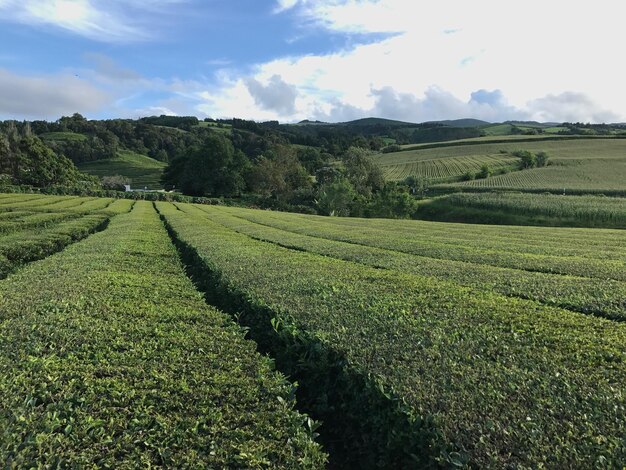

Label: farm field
[197,204,626,319]
[419,192,626,227]
[444,158,626,194]
[77,150,167,189]
[379,138,626,192]
[158,202,626,468]
[1,193,624,468]
[379,153,518,182]
[0,196,325,468]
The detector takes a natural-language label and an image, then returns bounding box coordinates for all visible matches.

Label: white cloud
[526,93,619,124]
[207,0,622,122]
[0,0,187,42]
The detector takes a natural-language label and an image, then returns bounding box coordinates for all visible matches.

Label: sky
[0,0,623,123]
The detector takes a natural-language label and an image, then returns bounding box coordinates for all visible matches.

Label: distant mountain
[342,117,418,127]
[426,118,492,128]
[504,120,560,128]
[297,119,328,125]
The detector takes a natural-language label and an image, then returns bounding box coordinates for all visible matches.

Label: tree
[316,178,357,216]
[247,146,311,201]
[403,175,429,198]
[342,147,385,198]
[368,183,419,219]
[513,150,536,169]
[535,151,549,167]
[102,175,130,191]
[477,164,492,179]
[0,132,96,188]
[176,134,250,197]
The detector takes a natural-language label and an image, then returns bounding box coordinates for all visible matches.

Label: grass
[77,150,166,189]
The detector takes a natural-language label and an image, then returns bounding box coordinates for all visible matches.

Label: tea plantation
[1,193,624,468]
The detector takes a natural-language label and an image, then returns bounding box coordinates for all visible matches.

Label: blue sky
[0,0,623,123]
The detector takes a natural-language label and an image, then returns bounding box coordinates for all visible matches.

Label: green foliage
[381,143,402,153]
[199,206,626,320]
[101,174,130,191]
[536,150,550,167]
[367,183,419,218]
[316,178,356,216]
[0,133,98,189]
[476,163,492,179]
[246,146,312,201]
[341,147,385,198]
[403,175,429,198]
[160,203,626,468]
[513,149,537,168]
[0,200,326,467]
[169,133,251,197]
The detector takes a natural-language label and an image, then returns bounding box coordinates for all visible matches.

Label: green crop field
[442,158,626,194]
[418,192,626,227]
[379,138,626,193]
[379,153,518,181]
[1,192,625,468]
[77,150,167,189]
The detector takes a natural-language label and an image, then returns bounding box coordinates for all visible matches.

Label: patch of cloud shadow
[244,75,298,115]
[0,68,108,120]
[83,53,142,81]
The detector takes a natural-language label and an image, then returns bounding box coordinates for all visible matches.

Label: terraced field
[1,193,624,468]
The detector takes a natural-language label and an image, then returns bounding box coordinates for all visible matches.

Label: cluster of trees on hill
[558,122,626,135]
[163,133,419,217]
[0,121,98,189]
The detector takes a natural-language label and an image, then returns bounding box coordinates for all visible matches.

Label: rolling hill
[77,150,166,190]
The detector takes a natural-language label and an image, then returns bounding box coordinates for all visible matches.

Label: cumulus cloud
[242,0,626,122]
[244,75,298,115]
[0,68,109,119]
[526,92,620,124]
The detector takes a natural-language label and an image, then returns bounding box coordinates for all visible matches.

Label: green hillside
[77,150,166,189]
